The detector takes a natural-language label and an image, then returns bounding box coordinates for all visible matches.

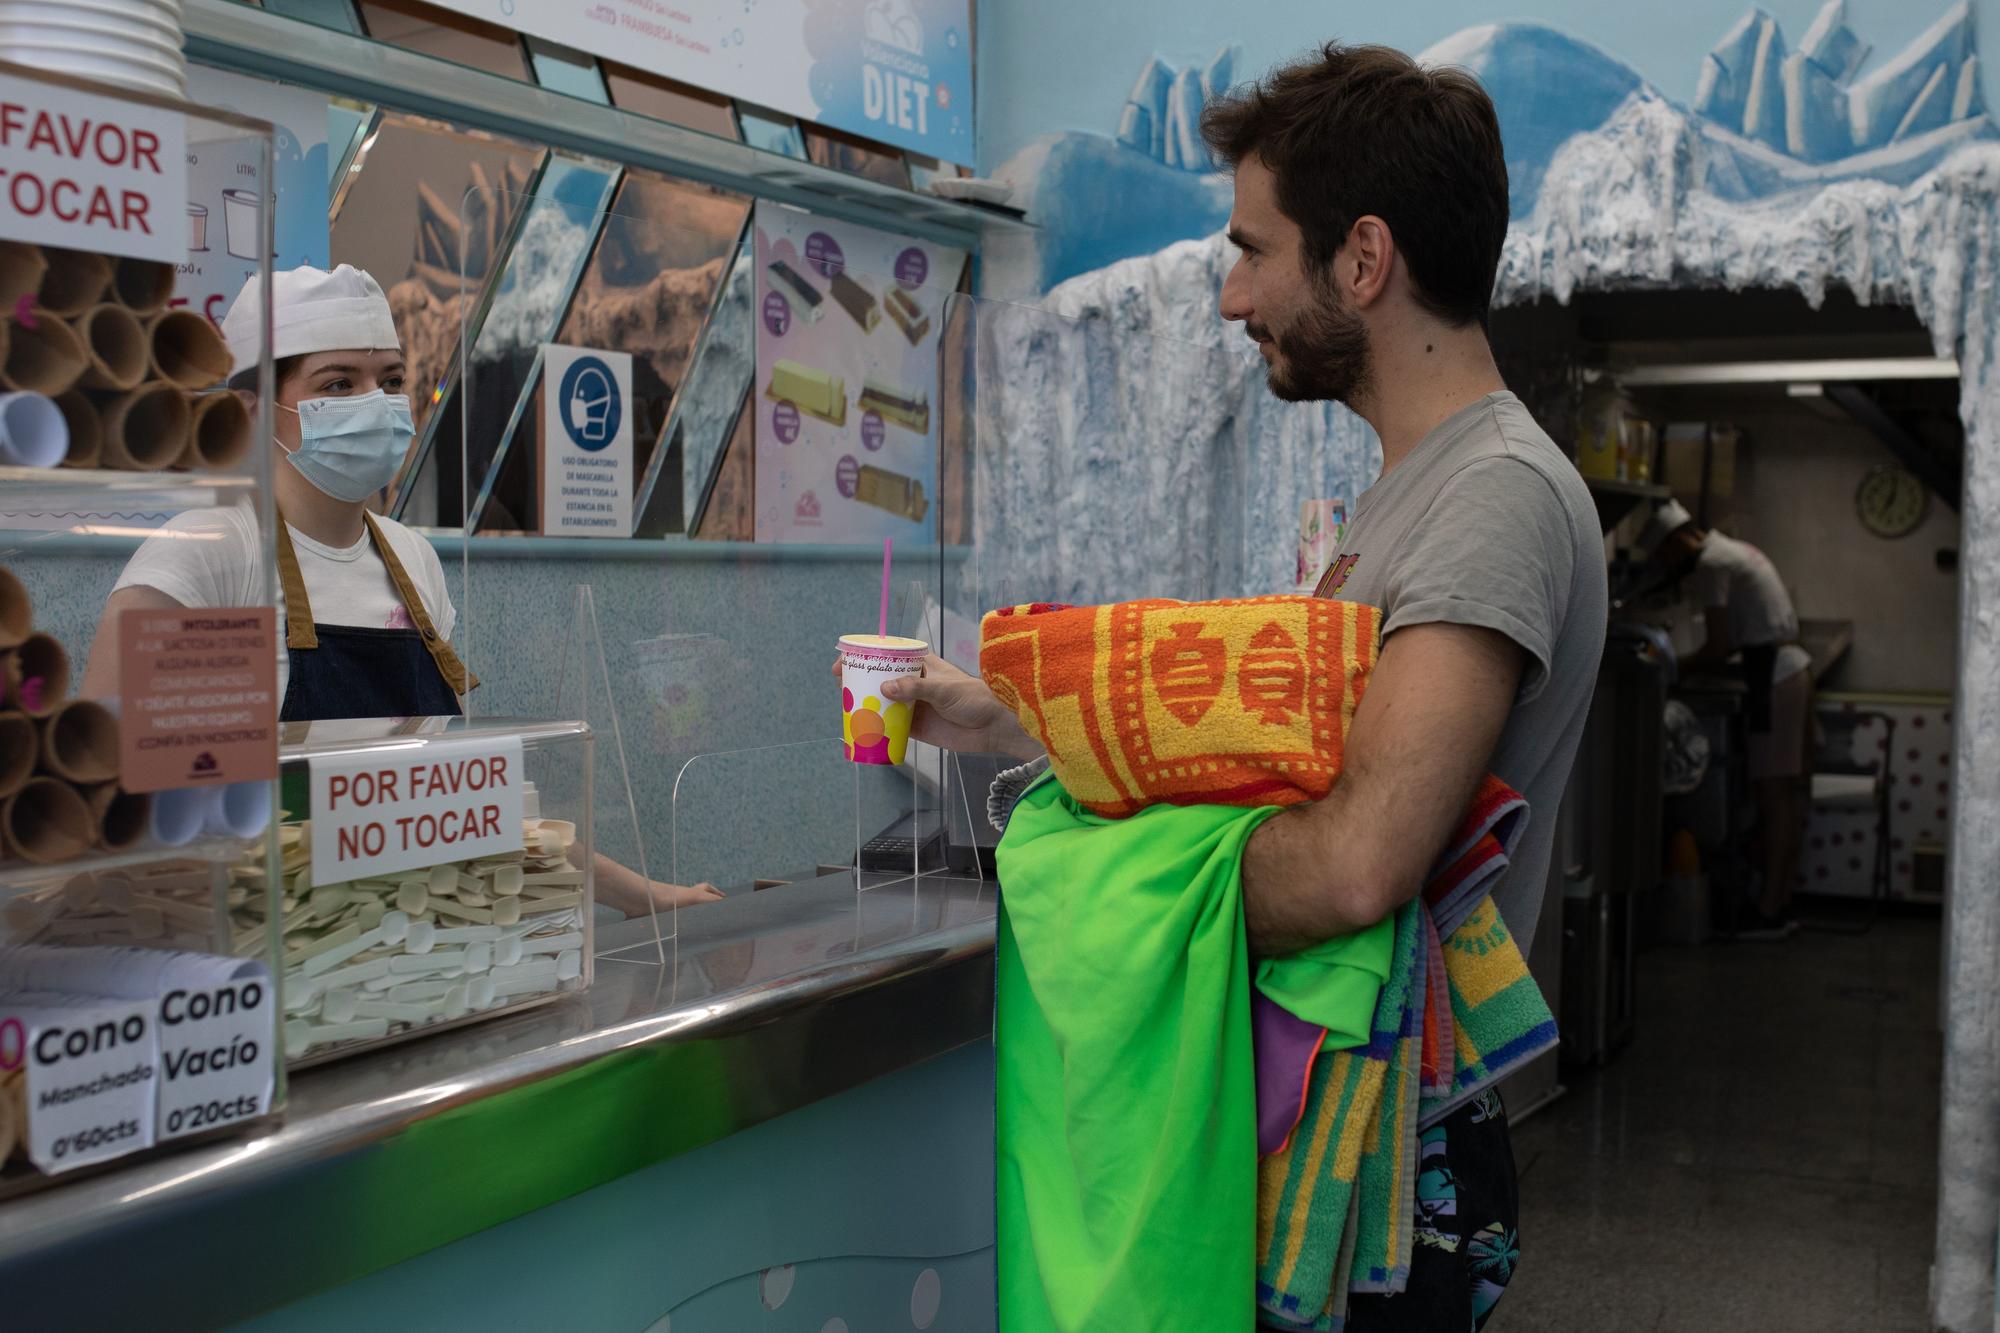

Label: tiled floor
[1495,915,1942,1333]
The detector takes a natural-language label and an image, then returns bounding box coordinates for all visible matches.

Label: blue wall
[973,1,1997,294]
[977,0,1995,170]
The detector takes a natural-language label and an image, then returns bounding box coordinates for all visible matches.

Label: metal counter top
[0,871,998,1329]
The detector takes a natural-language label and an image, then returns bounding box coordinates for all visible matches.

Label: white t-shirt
[111,504,457,701]
[1696,531,1806,680]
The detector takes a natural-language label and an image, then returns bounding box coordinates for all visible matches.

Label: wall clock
[1856,464,1927,538]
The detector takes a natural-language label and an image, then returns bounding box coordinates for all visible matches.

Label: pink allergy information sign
[117,607,279,793]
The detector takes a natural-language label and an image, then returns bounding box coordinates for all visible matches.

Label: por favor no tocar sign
[308,735,525,885]
[0,74,186,264]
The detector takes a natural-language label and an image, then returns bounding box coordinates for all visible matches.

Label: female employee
[80,263,719,912]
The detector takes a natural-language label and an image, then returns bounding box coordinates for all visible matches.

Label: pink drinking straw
[878,537,893,639]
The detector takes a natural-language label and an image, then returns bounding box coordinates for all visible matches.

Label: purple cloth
[1421,912,1454,1098]
[1250,792,1530,1156]
[1253,990,1327,1155]
[1248,788,1528,1152]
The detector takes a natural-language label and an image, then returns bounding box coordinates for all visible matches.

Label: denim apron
[275,510,477,721]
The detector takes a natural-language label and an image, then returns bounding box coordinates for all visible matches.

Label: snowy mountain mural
[986,1,1993,295]
[974,0,2000,609]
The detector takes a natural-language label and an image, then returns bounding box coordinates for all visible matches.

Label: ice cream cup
[0,20,183,64]
[837,634,926,766]
[0,1,182,37]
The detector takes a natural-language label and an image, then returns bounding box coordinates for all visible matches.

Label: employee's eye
[319,378,353,395]
[382,374,406,393]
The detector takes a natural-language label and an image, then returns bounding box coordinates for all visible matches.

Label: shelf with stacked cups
[0,70,283,1193]
[0,0,188,102]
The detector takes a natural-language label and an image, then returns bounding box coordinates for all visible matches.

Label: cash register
[854,753,1007,875]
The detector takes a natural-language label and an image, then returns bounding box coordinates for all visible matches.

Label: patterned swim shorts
[1343,1090,1521,1332]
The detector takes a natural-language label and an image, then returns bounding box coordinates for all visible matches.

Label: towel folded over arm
[985,597,1557,1333]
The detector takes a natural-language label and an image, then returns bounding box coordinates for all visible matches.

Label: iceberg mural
[1844,3,1982,151]
[1113,47,1235,171]
[987,2,1993,295]
[976,1,1999,602]
[986,45,1238,305]
[1688,2,1990,188]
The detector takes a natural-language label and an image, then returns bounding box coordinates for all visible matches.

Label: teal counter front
[0,873,998,1332]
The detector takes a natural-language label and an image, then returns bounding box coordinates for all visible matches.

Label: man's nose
[1219,260,1251,324]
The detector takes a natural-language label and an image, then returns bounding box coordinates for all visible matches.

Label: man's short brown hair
[1201,42,1509,328]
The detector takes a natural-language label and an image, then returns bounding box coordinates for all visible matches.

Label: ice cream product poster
[753,202,965,544]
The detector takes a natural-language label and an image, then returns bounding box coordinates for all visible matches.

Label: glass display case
[267,716,593,1065]
[0,66,283,1186]
[0,62,630,1144]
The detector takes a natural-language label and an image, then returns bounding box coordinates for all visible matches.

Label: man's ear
[1345,215,1395,309]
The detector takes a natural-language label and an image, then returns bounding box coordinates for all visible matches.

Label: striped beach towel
[1256,801,1558,1330]
[984,596,1556,1332]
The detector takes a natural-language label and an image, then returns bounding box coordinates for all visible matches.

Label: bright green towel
[996,776,1392,1333]
[1255,921,1394,1051]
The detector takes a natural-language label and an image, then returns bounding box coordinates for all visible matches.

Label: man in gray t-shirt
[883,43,1605,1327]
[1314,391,1607,951]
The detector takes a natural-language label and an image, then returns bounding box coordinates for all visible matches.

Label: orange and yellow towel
[981,596,1379,817]
[984,595,1556,1332]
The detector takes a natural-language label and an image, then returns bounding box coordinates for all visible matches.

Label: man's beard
[1250,277,1372,405]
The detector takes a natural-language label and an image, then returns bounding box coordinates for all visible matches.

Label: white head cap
[1636,498,1697,561]
[221,264,400,386]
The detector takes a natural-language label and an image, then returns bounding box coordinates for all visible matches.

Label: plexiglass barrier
[666,737,941,890]
[449,192,1286,990]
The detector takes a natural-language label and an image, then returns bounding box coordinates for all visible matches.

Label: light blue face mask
[279,389,414,502]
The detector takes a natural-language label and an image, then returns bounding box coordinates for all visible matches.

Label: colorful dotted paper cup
[838,635,926,765]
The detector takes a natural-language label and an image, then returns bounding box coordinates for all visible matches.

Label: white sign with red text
[0,74,185,263]
[308,735,524,885]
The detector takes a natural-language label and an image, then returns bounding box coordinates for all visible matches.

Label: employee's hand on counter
[587,851,725,917]
[829,653,1043,760]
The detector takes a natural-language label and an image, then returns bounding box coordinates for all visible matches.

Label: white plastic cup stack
[0,0,187,100]
[0,392,66,468]
[202,780,272,839]
[147,780,271,847]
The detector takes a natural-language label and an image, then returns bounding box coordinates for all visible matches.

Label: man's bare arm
[1240,621,1524,957]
